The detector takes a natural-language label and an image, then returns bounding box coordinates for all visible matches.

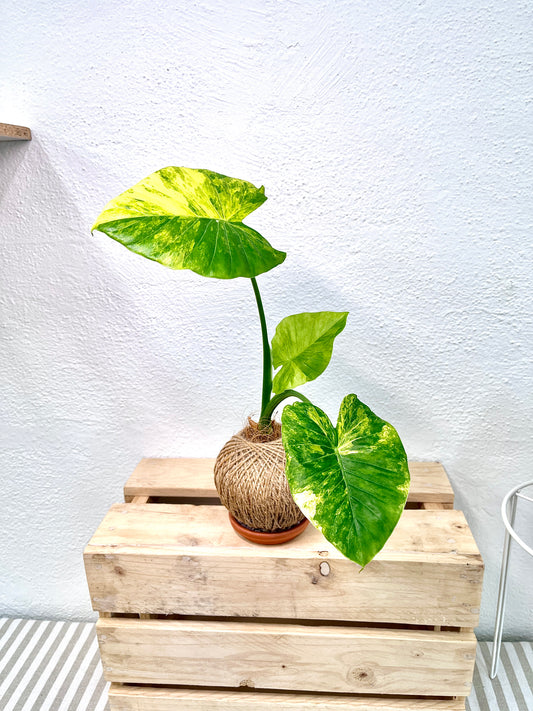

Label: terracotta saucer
[228,513,309,544]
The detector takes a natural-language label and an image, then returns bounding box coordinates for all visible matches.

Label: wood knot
[349,667,375,686]
[239,679,255,688]
[180,537,199,547]
[114,566,125,576]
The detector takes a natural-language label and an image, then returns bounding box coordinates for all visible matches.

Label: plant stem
[261,389,311,425]
[251,277,273,424]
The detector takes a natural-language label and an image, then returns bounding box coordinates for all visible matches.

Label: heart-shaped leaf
[281,394,410,567]
[271,311,348,394]
[92,167,286,279]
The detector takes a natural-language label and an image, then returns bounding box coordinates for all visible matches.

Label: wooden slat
[109,683,466,710]
[124,458,217,501]
[97,617,475,697]
[84,505,483,626]
[0,123,31,141]
[124,459,454,506]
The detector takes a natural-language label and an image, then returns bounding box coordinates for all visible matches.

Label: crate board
[108,685,467,710]
[124,459,454,507]
[98,617,475,696]
[84,458,482,711]
[85,504,482,626]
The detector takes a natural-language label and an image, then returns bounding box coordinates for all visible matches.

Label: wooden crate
[84,460,483,710]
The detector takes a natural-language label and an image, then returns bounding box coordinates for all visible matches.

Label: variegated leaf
[282,394,410,567]
[92,167,286,279]
[272,311,348,393]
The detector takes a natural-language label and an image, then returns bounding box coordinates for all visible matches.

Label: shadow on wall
[0,137,163,529]
[0,140,32,203]
[1,137,244,500]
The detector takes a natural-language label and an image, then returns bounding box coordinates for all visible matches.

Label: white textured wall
[1,1,532,639]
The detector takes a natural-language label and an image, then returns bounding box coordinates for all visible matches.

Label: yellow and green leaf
[92,167,286,279]
[271,311,348,393]
[282,394,410,567]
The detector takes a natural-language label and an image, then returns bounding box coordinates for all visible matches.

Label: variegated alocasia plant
[92,166,410,567]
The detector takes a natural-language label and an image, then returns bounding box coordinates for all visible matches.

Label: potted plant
[92,167,410,567]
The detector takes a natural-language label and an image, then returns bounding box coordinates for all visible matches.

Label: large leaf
[271,311,348,393]
[92,167,286,279]
[281,394,410,567]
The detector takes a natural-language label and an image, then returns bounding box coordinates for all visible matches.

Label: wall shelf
[0,123,32,141]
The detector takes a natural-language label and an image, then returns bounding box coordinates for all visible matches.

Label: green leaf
[92,167,286,279]
[271,311,348,394]
[281,394,410,567]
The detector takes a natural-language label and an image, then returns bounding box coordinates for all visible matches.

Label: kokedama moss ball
[214,419,305,532]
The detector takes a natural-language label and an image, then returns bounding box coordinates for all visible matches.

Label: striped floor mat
[1,618,532,710]
[0,619,108,711]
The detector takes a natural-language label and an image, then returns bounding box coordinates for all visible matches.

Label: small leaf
[271,311,348,394]
[282,395,410,567]
[92,167,286,279]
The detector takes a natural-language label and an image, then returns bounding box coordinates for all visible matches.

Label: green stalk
[261,389,311,424]
[251,277,273,425]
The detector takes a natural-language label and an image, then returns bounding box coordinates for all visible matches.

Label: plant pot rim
[228,513,308,544]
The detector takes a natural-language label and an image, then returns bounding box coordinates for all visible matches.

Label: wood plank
[124,459,454,506]
[85,505,483,626]
[109,683,466,710]
[0,123,31,141]
[132,495,149,504]
[97,617,476,697]
[124,458,217,501]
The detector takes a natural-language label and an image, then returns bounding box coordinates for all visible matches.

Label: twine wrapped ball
[214,420,305,532]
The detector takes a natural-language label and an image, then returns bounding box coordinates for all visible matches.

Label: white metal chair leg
[490,493,517,679]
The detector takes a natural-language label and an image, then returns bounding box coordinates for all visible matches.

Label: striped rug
[0,618,109,711]
[1,618,532,710]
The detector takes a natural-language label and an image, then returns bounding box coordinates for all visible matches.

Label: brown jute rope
[214,420,305,532]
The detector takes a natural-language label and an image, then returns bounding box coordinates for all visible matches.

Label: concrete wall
[1,0,531,638]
